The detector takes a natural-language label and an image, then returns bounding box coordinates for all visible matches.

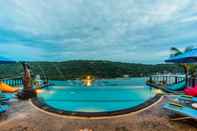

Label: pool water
[36,78,156,113]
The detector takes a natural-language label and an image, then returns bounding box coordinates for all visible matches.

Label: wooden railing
[0,76,23,87]
[146,75,185,85]
[146,74,197,87]
[188,78,197,87]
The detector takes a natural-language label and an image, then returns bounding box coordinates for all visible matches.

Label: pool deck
[0,95,196,131]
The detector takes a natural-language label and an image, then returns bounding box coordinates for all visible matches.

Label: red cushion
[184,86,197,96]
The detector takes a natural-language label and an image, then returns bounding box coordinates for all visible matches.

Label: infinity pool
[33,79,158,117]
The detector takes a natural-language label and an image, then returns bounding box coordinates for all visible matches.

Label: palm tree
[170,46,197,86]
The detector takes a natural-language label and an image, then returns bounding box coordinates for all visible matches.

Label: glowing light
[36,89,43,94]
[86,80,92,87]
[80,128,93,131]
[81,75,95,87]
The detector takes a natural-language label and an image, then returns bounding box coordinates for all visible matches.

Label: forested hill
[0,60,184,80]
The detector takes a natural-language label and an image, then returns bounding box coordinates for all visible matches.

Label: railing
[146,75,185,85]
[146,74,197,87]
[0,76,23,87]
[188,78,197,87]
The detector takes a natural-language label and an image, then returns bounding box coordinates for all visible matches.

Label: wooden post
[175,76,178,84]
[150,76,152,82]
[13,80,15,86]
[192,78,195,87]
[165,76,168,84]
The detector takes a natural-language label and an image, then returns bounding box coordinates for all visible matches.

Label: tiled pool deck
[0,96,196,131]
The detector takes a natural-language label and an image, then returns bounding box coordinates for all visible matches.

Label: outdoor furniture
[0,105,9,113]
[192,103,197,109]
[165,81,186,92]
[178,95,197,102]
[163,102,197,120]
[0,96,10,102]
[147,81,186,94]
[165,48,197,87]
[184,86,197,96]
[0,58,16,114]
[0,82,18,93]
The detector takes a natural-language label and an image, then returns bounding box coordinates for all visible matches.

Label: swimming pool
[32,78,160,117]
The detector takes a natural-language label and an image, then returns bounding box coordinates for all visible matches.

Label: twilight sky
[0,0,197,64]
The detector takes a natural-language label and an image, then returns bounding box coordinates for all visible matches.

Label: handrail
[187,77,197,87]
[0,75,23,87]
[146,75,185,85]
[146,75,197,87]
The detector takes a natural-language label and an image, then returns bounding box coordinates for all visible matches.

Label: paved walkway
[0,96,196,131]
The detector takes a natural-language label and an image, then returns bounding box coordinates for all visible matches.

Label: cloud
[0,43,47,60]
[181,16,197,23]
[0,0,196,63]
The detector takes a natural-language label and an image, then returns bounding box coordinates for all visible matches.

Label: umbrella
[165,48,197,87]
[165,48,197,63]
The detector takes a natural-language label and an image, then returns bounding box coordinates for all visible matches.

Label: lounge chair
[184,85,197,96]
[165,81,186,93]
[0,82,18,93]
[0,98,9,104]
[0,105,9,113]
[163,102,197,120]
[178,95,197,102]
[149,81,186,94]
[0,93,10,102]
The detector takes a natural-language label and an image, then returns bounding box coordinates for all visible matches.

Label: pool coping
[31,94,162,118]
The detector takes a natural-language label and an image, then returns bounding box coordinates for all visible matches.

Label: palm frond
[169,46,197,77]
[170,47,182,57]
[188,64,197,76]
[184,46,194,52]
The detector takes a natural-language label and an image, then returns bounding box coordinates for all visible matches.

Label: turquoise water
[37,78,156,113]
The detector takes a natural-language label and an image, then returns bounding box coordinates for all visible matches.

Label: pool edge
[30,94,163,119]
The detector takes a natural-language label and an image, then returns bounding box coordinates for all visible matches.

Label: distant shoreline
[0,60,183,80]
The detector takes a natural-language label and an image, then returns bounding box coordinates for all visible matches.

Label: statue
[23,62,32,90]
[17,62,36,99]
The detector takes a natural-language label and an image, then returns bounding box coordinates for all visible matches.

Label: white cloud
[181,16,197,23]
[0,0,197,63]
[0,43,47,60]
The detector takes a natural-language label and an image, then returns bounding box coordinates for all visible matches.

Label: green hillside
[0,60,184,80]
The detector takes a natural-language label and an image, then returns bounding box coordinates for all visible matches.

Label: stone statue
[22,62,32,90]
[17,62,36,100]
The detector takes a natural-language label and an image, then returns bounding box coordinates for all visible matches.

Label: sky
[0,0,197,64]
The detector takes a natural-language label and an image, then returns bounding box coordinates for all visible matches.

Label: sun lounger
[0,93,11,102]
[163,102,197,120]
[166,81,186,91]
[184,86,197,96]
[0,98,9,104]
[150,81,186,94]
[0,105,9,113]
[178,95,197,102]
[0,82,18,93]
[0,107,6,113]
